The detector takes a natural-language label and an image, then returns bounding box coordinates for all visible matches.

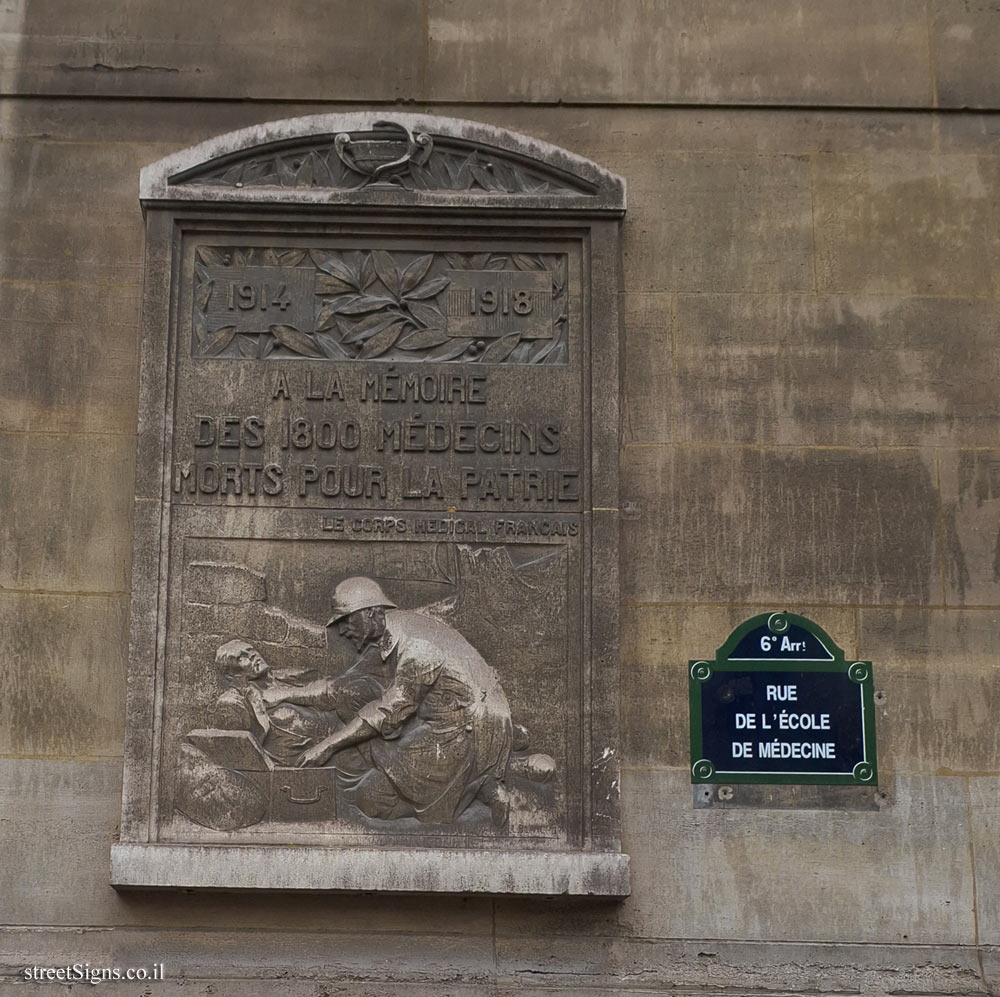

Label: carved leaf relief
[176,122,593,197]
[191,247,569,365]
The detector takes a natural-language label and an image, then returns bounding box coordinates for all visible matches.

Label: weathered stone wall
[2,2,999,993]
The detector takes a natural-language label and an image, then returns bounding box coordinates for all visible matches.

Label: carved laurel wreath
[186,122,585,197]
[192,248,568,365]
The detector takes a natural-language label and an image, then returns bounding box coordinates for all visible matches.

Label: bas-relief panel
[161,541,569,843]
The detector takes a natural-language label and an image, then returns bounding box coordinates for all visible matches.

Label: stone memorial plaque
[689,612,878,787]
[111,115,629,895]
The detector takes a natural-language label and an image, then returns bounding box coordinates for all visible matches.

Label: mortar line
[808,153,819,294]
[0,275,140,286]
[0,752,123,762]
[421,0,430,103]
[669,291,678,444]
[926,0,939,110]
[0,923,499,938]
[0,921,989,949]
[937,448,948,607]
[491,898,499,982]
[0,586,127,597]
[649,289,1000,301]
[6,92,1000,115]
[0,428,134,439]
[966,778,986,989]
[624,441,1000,453]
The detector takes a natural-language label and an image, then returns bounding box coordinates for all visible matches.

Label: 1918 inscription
[444,269,551,339]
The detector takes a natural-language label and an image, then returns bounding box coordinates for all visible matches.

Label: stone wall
[2,2,999,994]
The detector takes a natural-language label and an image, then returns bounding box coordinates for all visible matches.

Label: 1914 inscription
[203,265,313,335]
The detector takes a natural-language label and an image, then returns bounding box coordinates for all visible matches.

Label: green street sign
[689,612,878,787]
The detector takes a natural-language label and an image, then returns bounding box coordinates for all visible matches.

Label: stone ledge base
[110,843,630,896]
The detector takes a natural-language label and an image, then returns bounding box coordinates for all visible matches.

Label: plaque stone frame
[112,114,628,895]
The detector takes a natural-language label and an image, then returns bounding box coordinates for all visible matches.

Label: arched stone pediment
[140,113,625,213]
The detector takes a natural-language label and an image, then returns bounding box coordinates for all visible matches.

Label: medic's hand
[296,736,336,768]
[258,685,288,708]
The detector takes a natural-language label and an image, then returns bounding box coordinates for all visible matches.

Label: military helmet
[326,576,397,626]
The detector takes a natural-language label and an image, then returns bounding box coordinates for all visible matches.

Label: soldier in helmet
[268,576,513,826]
